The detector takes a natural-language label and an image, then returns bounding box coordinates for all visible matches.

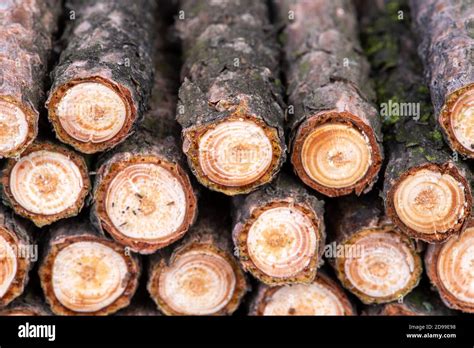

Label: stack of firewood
[0,0,472,316]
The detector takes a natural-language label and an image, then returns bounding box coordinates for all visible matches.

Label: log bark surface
[176,0,286,195]
[0,291,50,316]
[275,0,383,197]
[46,0,157,153]
[0,0,60,158]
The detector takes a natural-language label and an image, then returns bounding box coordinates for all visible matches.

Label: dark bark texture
[0,291,51,316]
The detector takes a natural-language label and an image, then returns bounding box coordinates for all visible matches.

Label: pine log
[147,210,248,316]
[0,0,60,158]
[46,0,157,154]
[232,174,325,285]
[0,205,35,308]
[91,18,197,255]
[176,0,286,195]
[274,0,383,197]
[360,0,472,243]
[363,286,455,316]
[328,194,422,304]
[39,218,140,316]
[0,291,50,316]
[1,142,90,227]
[249,271,356,315]
[410,0,474,158]
[425,218,474,313]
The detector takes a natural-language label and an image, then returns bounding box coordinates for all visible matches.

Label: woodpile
[0,0,472,317]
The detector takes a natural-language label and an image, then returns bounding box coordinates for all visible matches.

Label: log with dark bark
[0,205,35,308]
[176,0,286,195]
[232,174,325,285]
[363,286,454,316]
[147,210,248,316]
[0,0,60,158]
[91,18,197,255]
[360,0,472,243]
[39,218,140,316]
[0,291,50,316]
[425,218,474,313]
[1,142,90,227]
[46,0,157,154]
[328,194,422,304]
[275,0,383,197]
[410,0,474,158]
[249,271,356,315]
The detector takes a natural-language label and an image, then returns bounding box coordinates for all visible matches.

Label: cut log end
[96,156,197,254]
[48,78,134,154]
[292,114,381,197]
[184,117,282,195]
[0,97,35,158]
[3,143,90,227]
[336,226,422,304]
[0,229,18,300]
[40,235,139,315]
[428,226,474,313]
[389,165,469,241]
[245,204,318,281]
[252,274,355,316]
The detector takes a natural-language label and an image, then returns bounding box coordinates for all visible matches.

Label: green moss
[429,130,443,142]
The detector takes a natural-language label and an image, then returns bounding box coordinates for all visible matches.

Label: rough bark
[1,142,91,227]
[410,0,474,158]
[0,205,35,308]
[90,19,198,255]
[46,0,157,154]
[360,0,472,243]
[327,193,422,304]
[275,0,383,197]
[249,270,356,316]
[0,291,50,316]
[39,218,140,316]
[425,218,474,313]
[363,286,455,316]
[176,0,286,195]
[232,173,325,285]
[0,0,60,158]
[147,209,248,316]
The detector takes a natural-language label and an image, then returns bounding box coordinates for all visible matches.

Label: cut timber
[39,219,140,316]
[91,20,197,255]
[249,271,355,315]
[360,0,472,243]
[1,142,90,227]
[425,218,474,313]
[46,0,156,154]
[328,194,422,304]
[0,205,35,307]
[232,174,325,285]
[0,292,50,316]
[0,0,59,158]
[363,286,454,316]
[148,213,248,315]
[410,0,474,158]
[176,0,286,195]
[275,0,383,197]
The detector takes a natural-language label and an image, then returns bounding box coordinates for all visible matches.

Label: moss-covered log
[91,18,197,255]
[0,205,35,308]
[249,271,356,315]
[147,211,248,316]
[39,218,140,316]
[0,0,60,158]
[328,194,422,304]
[410,0,474,158]
[46,0,157,154]
[1,142,90,227]
[360,0,472,243]
[425,218,474,313]
[275,0,383,197]
[176,0,286,195]
[232,174,325,285]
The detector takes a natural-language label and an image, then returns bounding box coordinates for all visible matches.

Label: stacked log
[176,0,286,195]
[275,0,383,197]
[0,0,60,158]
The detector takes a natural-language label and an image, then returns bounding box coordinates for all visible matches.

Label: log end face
[0,229,19,302]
